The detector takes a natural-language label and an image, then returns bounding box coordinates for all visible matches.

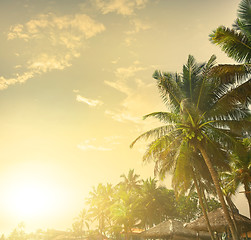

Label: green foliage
[175,193,200,222]
[209,0,251,63]
[130,54,250,239]
[82,170,215,239]
[71,209,89,238]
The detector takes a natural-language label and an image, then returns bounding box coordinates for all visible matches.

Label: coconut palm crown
[209,0,251,63]
[130,55,250,240]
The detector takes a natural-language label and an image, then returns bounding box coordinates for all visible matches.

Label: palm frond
[209,119,251,135]
[237,0,251,31]
[130,125,176,148]
[234,18,251,42]
[153,70,183,110]
[143,111,180,124]
[205,83,251,120]
[209,26,251,63]
[203,124,240,151]
[209,64,251,84]
[195,55,217,109]
[182,55,205,101]
[143,133,180,163]
[156,139,184,179]
[143,133,183,163]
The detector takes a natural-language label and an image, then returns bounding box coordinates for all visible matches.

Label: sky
[0,0,249,234]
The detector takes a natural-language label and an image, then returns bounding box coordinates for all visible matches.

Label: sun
[2,161,70,221]
[8,181,52,218]
[7,179,54,218]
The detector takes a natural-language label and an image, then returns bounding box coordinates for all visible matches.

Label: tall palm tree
[157,142,223,240]
[111,184,140,240]
[170,148,220,240]
[130,55,250,240]
[225,138,251,218]
[86,183,114,237]
[138,177,166,229]
[119,169,141,192]
[72,209,90,238]
[209,0,251,63]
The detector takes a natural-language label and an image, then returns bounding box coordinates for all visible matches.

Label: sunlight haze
[0,0,248,235]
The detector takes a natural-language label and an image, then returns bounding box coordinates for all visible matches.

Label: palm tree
[138,177,166,229]
[72,209,90,238]
[130,55,250,240]
[171,149,219,240]
[111,185,140,240]
[86,183,114,237]
[119,169,141,192]
[225,138,251,218]
[209,0,251,63]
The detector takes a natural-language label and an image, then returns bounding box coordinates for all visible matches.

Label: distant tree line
[71,169,221,240]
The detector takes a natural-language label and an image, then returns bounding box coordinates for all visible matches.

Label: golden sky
[0,0,248,234]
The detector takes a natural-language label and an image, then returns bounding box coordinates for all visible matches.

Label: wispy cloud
[95,0,148,15]
[104,62,165,125]
[111,57,120,64]
[105,110,141,123]
[126,19,151,35]
[8,13,105,41]
[76,95,103,107]
[105,64,146,95]
[78,143,112,151]
[0,12,105,90]
[77,137,121,151]
[0,71,35,90]
[124,19,150,46]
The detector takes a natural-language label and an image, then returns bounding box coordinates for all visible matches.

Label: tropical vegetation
[1,170,221,240]
[209,0,251,63]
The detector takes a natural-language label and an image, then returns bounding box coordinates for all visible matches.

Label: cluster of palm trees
[72,170,220,240]
[130,0,251,239]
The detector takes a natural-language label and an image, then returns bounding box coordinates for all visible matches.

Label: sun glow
[2,161,70,221]
[8,180,53,218]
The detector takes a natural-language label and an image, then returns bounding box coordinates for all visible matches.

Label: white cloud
[2,12,105,90]
[77,137,120,151]
[105,64,146,94]
[77,144,112,151]
[111,57,120,64]
[105,110,141,123]
[0,71,34,90]
[126,19,151,35]
[8,13,105,41]
[76,95,103,107]
[115,65,146,79]
[28,53,72,72]
[95,0,148,15]
[123,19,150,46]
[104,62,165,125]
[104,135,123,145]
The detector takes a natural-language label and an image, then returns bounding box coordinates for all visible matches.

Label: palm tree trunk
[243,179,251,218]
[201,186,209,212]
[192,170,215,240]
[197,144,239,240]
[225,195,239,236]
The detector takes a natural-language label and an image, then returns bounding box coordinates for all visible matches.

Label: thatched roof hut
[185,208,251,233]
[141,220,210,240]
